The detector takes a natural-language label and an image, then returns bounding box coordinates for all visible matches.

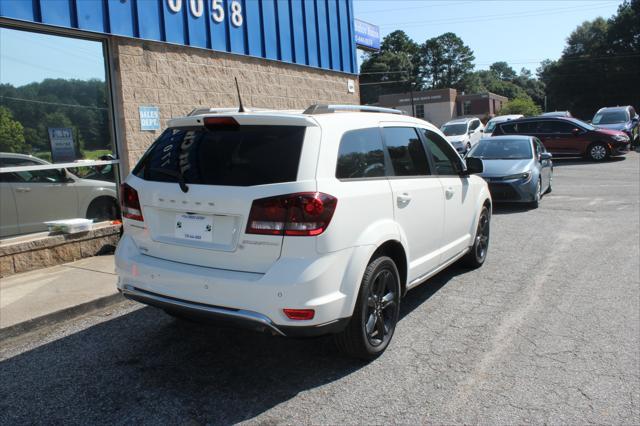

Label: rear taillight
[120,183,144,221]
[246,192,337,237]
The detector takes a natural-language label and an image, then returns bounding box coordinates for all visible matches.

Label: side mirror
[540,152,553,161]
[571,128,581,136]
[464,157,483,175]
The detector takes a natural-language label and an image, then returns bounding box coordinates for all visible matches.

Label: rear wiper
[150,168,189,193]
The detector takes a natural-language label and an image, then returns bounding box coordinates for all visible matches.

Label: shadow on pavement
[0,265,467,424]
[551,156,626,167]
[491,203,533,215]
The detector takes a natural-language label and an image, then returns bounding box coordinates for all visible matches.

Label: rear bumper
[115,234,362,334]
[120,286,349,337]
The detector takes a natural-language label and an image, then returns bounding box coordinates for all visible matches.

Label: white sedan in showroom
[0,153,118,237]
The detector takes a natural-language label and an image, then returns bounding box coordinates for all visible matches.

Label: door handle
[15,187,31,193]
[397,193,412,204]
[445,187,455,199]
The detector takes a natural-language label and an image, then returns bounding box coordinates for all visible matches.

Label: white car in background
[482,114,524,138]
[116,105,492,359]
[440,117,485,155]
[0,153,118,237]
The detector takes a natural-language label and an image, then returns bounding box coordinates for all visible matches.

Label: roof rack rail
[303,104,403,115]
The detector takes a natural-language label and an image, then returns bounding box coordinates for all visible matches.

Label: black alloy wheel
[364,268,397,348]
[463,206,490,269]
[335,256,401,360]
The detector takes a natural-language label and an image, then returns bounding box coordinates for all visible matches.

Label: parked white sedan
[0,153,118,237]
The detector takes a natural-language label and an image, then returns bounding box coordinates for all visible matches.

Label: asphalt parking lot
[1,153,638,425]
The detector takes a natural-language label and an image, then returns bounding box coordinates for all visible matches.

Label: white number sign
[166,0,243,26]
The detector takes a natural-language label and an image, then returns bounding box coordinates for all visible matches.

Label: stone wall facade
[110,37,360,175]
[0,225,121,277]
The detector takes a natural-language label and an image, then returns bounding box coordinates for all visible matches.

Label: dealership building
[0,0,362,273]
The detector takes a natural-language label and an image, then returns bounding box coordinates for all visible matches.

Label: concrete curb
[0,292,125,342]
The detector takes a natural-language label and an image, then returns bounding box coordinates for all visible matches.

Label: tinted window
[13,168,68,183]
[382,127,430,176]
[422,130,461,175]
[336,128,386,179]
[0,158,41,167]
[470,120,480,130]
[539,121,576,133]
[134,126,305,187]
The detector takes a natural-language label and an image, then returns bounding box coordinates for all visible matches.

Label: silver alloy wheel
[590,144,607,161]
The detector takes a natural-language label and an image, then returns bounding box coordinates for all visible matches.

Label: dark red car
[491,117,631,161]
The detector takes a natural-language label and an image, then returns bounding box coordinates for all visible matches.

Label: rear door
[538,120,581,155]
[127,121,314,274]
[381,126,445,281]
[0,173,19,237]
[10,167,79,234]
[421,129,476,263]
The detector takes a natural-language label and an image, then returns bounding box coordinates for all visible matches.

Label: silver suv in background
[440,117,485,155]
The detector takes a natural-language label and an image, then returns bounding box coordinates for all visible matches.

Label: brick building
[376,89,508,127]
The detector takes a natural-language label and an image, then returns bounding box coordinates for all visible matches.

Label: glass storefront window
[0,26,120,239]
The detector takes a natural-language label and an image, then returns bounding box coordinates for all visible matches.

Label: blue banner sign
[139,106,160,131]
[0,0,357,74]
[354,19,380,51]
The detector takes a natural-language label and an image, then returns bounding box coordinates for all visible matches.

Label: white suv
[440,117,485,155]
[115,105,492,359]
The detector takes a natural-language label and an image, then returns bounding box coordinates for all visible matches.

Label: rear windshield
[133,125,306,187]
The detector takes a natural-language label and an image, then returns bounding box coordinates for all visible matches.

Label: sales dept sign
[167,0,244,26]
[139,106,160,131]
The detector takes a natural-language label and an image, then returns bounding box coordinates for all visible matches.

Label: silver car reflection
[466,136,553,208]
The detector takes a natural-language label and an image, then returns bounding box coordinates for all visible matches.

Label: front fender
[468,181,492,241]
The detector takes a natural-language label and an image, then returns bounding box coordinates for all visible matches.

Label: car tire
[334,256,401,360]
[462,206,490,269]
[587,142,609,161]
[530,178,542,209]
[86,197,119,222]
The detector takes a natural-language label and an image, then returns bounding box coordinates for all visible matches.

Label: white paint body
[115,111,491,330]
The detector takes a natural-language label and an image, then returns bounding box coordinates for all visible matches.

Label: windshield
[593,110,629,125]
[484,121,499,133]
[468,138,532,160]
[441,123,468,136]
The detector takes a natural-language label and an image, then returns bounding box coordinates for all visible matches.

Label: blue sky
[0,27,106,87]
[0,0,623,86]
[353,0,623,73]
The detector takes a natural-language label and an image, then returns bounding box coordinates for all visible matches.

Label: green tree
[360,31,422,104]
[0,106,27,153]
[500,97,542,117]
[538,1,639,118]
[420,32,475,89]
[489,61,517,81]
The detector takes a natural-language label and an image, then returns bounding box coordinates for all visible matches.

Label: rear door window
[336,128,387,179]
[382,127,430,176]
[133,125,306,187]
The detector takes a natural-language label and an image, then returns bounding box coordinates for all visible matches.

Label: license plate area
[146,208,240,252]
[175,213,213,242]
